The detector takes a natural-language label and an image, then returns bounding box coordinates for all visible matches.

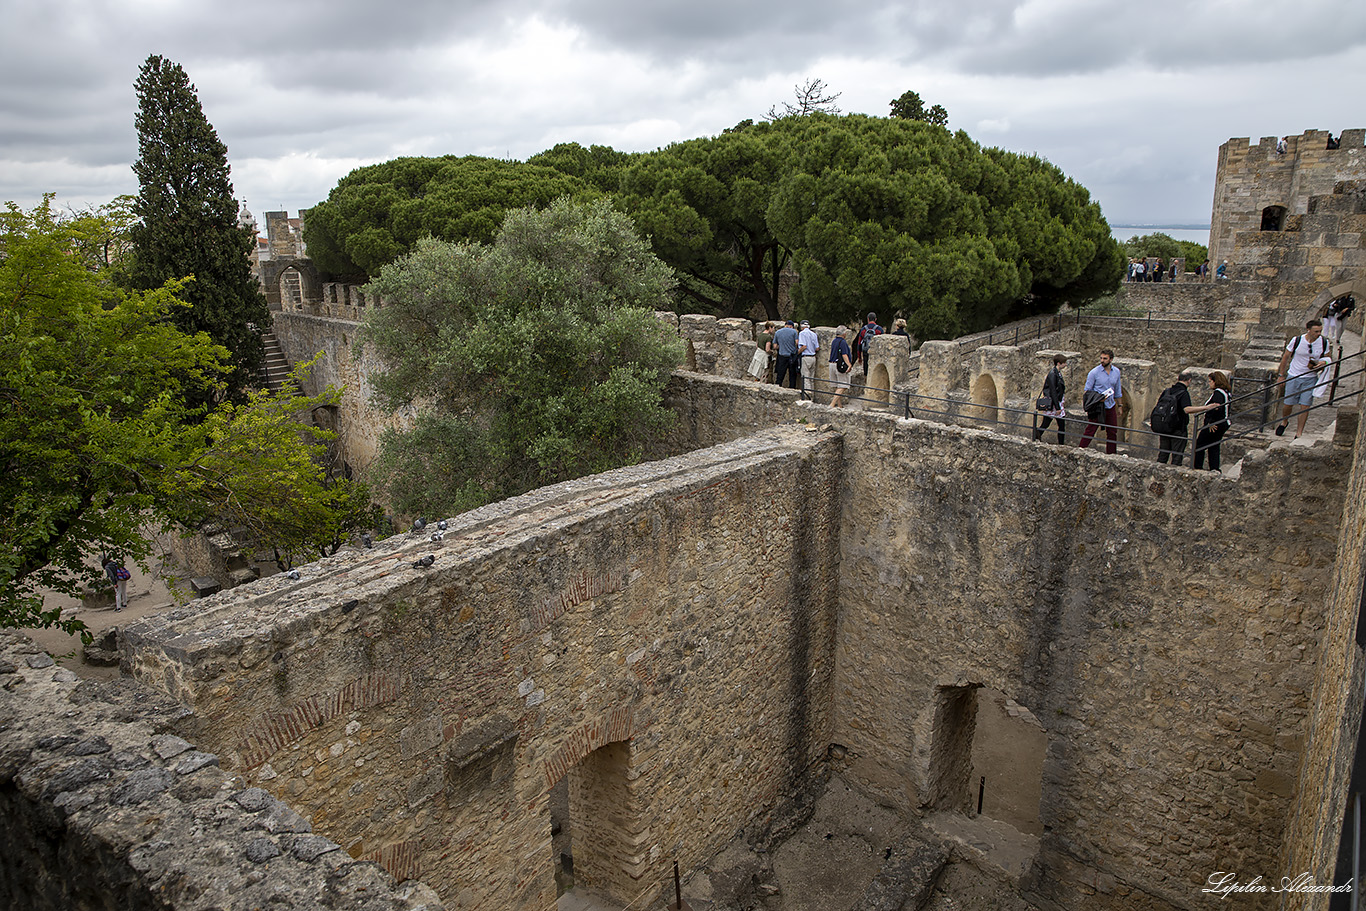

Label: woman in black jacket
[1191,371,1232,471]
[1033,354,1068,444]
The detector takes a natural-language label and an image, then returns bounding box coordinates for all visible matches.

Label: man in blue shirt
[1079,349,1121,454]
[773,320,801,389]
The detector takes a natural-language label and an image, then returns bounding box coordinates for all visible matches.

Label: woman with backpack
[103,557,130,612]
[1191,372,1233,472]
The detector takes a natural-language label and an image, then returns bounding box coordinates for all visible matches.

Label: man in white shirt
[1275,319,1330,439]
[797,320,820,396]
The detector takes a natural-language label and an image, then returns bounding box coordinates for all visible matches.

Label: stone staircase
[257,331,293,392]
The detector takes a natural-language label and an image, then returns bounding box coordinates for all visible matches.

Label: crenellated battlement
[1209,127,1366,269]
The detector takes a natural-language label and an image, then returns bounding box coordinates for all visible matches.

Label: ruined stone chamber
[662,371,1360,911]
[119,427,843,910]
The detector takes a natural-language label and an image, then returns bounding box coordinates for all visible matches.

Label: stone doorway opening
[276,264,304,308]
[550,739,640,908]
[925,684,1048,879]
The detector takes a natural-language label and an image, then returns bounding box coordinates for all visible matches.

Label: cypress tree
[126,54,269,399]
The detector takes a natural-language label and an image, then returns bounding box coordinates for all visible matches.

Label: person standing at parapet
[773,319,801,389]
[797,320,819,395]
[828,327,853,408]
[853,312,883,379]
[1192,371,1233,472]
[754,321,776,383]
[1033,354,1068,444]
[1275,319,1330,439]
[1078,349,1121,454]
[1154,370,1193,466]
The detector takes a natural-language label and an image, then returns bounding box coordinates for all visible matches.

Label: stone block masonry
[120,426,843,910]
[0,630,444,911]
[658,370,1357,910]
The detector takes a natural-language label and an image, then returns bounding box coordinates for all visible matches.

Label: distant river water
[1110,225,1211,245]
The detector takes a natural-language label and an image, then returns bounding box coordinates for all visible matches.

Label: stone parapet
[121,426,843,910]
[0,631,444,911]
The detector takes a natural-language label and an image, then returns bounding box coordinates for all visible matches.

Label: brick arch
[235,671,406,769]
[540,704,636,789]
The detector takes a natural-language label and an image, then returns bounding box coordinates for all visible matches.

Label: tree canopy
[124,55,269,400]
[889,90,949,127]
[302,155,603,279]
[307,112,1122,339]
[0,199,372,637]
[618,114,1122,337]
[360,198,683,518]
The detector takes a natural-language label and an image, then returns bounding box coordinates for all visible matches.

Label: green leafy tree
[889,90,949,127]
[164,365,376,571]
[1122,232,1207,271]
[1,197,229,636]
[617,125,793,319]
[124,54,269,399]
[619,114,1122,334]
[303,156,602,279]
[360,198,683,518]
[1,199,374,636]
[526,142,633,193]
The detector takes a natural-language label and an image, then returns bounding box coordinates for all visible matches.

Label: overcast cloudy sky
[2,0,1363,228]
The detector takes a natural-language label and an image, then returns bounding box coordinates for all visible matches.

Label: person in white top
[797,320,820,396]
[1275,319,1330,439]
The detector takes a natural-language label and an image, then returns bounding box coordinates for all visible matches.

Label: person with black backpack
[1151,370,1193,465]
[853,312,883,379]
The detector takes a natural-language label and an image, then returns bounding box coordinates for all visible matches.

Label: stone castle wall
[1211,130,1366,268]
[273,308,1229,488]
[1207,130,1366,335]
[1281,409,1366,909]
[658,370,1356,909]
[0,631,443,911]
[272,311,407,473]
[120,428,843,910]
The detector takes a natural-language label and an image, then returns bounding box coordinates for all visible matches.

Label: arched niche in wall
[968,373,1000,428]
[866,363,892,408]
[1261,205,1287,231]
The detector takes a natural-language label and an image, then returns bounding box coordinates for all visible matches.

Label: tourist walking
[1079,349,1121,454]
[828,327,853,408]
[798,320,819,395]
[1153,370,1193,466]
[103,557,130,612]
[773,320,801,389]
[1192,372,1232,471]
[1033,354,1068,444]
[853,312,883,379]
[1324,295,1355,345]
[1274,319,1329,439]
